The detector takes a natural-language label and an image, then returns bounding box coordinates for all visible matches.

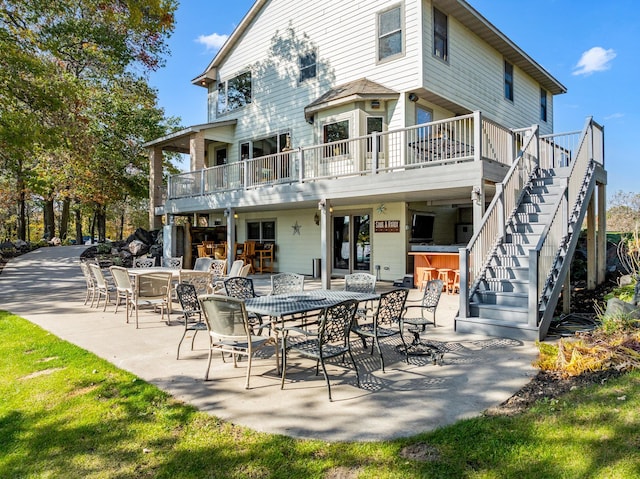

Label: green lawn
[1,310,639,478]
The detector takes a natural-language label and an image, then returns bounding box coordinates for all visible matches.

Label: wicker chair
[280,299,360,401]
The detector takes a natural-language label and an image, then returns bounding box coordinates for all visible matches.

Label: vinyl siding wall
[208,0,424,162]
[421,2,554,134]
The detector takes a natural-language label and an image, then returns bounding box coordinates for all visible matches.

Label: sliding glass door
[332,213,371,274]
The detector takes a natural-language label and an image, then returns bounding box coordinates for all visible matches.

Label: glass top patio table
[244,290,378,319]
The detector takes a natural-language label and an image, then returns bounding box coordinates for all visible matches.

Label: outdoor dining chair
[79,261,96,306]
[88,263,112,311]
[179,270,212,296]
[212,259,244,293]
[109,265,134,316]
[351,288,410,372]
[133,256,155,268]
[162,256,183,269]
[403,279,443,329]
[132,271,173,328]
[280,299,360,401]
[199,295,276,389]
[193,257,214,272]
[210,259,227,279]
[344,272,377,320]
[223,277,263,331]
[270,272,304,295]
[175,283,207,359]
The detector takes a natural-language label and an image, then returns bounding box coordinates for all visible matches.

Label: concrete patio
[0,245,539,442]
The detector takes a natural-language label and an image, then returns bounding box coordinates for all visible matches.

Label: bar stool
[420,267,437,291]
[436,268,452,293]
[451,269,460,294]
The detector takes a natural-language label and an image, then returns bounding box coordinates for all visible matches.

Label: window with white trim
[247,220,275,243]
[377,5,403,61]
[299,51,317,82]
[217,71,252,115]
[433,8,448,61]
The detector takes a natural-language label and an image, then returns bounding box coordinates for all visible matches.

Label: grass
[2,311,640,478]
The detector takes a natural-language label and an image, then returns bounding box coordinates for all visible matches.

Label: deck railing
[459,125,538,316]
[167,112,492,199]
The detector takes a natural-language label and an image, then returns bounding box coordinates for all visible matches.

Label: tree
[607,191,640,233]
[0,0,178,242]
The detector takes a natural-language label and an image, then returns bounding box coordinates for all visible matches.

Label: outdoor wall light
[471,186,482,205]
[314,211,320,225]
[408,93,419,102]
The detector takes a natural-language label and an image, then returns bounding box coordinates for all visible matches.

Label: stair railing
[531,117,604,337]
[459,125,539,318]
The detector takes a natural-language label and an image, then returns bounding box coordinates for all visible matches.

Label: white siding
[421,3,553,133]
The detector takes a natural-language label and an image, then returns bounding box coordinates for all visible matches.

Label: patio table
[245,290,379,373]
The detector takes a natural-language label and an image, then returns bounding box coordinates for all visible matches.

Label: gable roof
[304,78,399,120]
[192,0,565,95]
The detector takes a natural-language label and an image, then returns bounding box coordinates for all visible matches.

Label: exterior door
[332,213,371,274]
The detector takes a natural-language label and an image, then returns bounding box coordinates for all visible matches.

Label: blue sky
[148,0,639,198]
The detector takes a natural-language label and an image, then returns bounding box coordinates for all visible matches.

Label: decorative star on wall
[377,203,387,214]
[291,221,302,235]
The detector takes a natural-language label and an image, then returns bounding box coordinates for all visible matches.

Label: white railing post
[496,184,505,238]
[459,247,469,319]
[372,131,379,175]
[473,111,482,161]
[528,249,539,327]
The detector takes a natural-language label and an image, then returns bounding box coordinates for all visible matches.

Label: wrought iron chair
[133,256,155,268]
[344,272,377,320]
[351,288,409,372]
[162,256,183,269]
[270,272,304,295]
[210,259,227,279]
[280,299,360,401]
[132,272,173,328]
[199,295,276,389]
[109,265,134,316]
[224,277,263,330]
[344,273,376,293]
[212,260,244,293]
[402,279,446,363]
[403,279,443,329]
[179,270,212,296]
[175,283,207,359]
[89,263,112,311]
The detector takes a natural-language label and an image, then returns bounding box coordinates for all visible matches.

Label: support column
[149,146,164,230]
[190,131,206,171]
[587,193,597,290]
[225,208,236,274]
[319,199,331,290]
[597,183,607,284]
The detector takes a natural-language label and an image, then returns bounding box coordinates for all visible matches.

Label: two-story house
[145,0,607,340]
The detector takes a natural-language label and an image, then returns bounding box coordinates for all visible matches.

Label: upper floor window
[504,61,514,101]
[299,51,317,83]
[324,120,350,156]
[217,71,252,115]
[433,8,448,61]
[377,5,403,61]
[540,88,548,122]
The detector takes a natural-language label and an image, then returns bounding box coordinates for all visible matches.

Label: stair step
[492,254,529,268]
[507,222,545,235]
[455,316,539,341]
[496,243,532,256]
[486,265,529,281]
[505,233,537,245]
[480,277,529,293]
[513,211,549,223]
[475,290,528,307]
[470,302,529,322]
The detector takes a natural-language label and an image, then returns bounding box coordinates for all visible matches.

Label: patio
[0,245,539,442]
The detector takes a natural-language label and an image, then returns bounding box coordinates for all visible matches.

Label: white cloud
[572,47,616,76]
[604,112,624,120]
[196,33,229,51]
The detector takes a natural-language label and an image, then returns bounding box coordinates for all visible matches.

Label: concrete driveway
[0,245,538,441]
